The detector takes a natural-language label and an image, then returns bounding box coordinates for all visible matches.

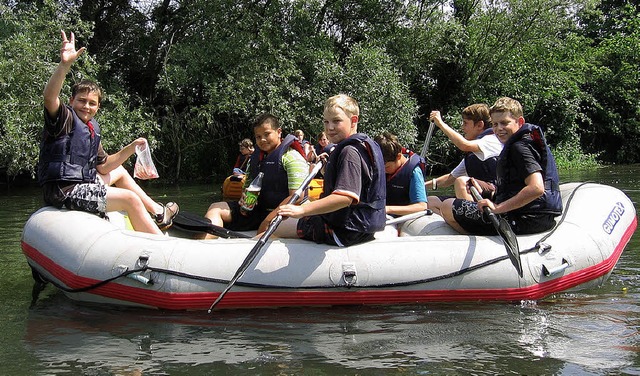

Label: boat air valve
[342,262,357,287]
[542,258,569,277]
[136,255,150,269]
[117,255,154,285]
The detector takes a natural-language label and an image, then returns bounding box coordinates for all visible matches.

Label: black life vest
[464,128,498,184]
[386,153,426,206]
[322,133,387,233]
[495,123,562,215]
[37,105,101,185]
[248,134,305,210]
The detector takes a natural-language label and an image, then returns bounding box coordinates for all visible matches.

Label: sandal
[155,201,180,230]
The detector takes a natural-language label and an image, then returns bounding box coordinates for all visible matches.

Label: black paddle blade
[497,216,523,277]
[173,211,251,239]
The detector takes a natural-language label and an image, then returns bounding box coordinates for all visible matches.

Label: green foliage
[0,0,90,179]
[341,43,418,146]
[552,142,599,170]
[3,0,640,184]
[0,0,159,182]
[577,0,640,162]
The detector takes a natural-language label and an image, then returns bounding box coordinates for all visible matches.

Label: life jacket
[494,123,562,215]
[37,105,101,186]
[386,153,426,206]
[248,134,305,210]
[464,128,498,184]
[234,153,250,171]
[322,133,387,233]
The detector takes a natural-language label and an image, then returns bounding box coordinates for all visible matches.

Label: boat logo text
[603,202,625,234]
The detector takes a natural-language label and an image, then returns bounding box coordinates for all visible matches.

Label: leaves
[2,0,639,183]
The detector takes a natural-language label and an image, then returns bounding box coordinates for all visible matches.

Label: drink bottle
[239,172,264,213]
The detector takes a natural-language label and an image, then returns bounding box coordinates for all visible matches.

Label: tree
[0,0,157,183]
[577,0,640,162]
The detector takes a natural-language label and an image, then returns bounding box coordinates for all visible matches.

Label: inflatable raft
[21,182,636,311]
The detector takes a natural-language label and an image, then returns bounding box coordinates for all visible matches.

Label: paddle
[420,121,436,159]
[172,211,252,239]
[386,209,432,226]
[207,158,327,312]
[469,185,523,277]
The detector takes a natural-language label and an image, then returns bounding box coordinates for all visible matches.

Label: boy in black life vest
[204,113,308,239]
[39,30,178,234]
[426,104,502,215]
[273,94,387,246]
[374,132,428,217]
[440,97,563,235]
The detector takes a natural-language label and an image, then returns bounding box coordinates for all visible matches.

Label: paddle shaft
[469,186,523,277]
[420,121,436,158]
[208,159,326,312]
[469,187,501,227]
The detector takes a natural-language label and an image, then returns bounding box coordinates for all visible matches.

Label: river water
[1,165,639,375]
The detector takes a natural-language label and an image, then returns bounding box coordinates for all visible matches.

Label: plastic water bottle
[239,172,264,214]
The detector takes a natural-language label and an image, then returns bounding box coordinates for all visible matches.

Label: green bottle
[239,172,264,213]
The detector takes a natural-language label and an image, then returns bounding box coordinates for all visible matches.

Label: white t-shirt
[450,134,503,178]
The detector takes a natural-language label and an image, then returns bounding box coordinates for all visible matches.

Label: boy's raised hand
[59,30,85,65]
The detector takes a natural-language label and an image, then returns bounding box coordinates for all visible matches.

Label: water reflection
[23,289,640,374]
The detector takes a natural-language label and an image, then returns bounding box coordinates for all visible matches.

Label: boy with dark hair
[375,132,428,216]
[205,113,308,238]
[39,30,178,234]
[273,94,387,246]
[439,97,562,235]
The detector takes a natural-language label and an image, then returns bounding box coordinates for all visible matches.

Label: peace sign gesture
[59,30,85,65]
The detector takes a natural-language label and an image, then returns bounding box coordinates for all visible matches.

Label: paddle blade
[497,216,523,277]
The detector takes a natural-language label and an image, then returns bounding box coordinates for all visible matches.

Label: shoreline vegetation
[0,1,637,184]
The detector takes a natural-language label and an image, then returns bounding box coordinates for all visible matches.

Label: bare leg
[105,187,162,234]
[427,196,443,216]
[271,217,299,238]
[101,166,163,215]
[440,198,469,234]
[204,201,233,239]
[453,176,473,201]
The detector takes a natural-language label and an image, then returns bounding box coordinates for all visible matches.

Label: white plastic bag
[134,140,159,179]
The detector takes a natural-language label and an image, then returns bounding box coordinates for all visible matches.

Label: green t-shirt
[244,149,309,191]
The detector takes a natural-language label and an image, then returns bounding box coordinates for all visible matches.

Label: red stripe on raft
[21,217,637,310]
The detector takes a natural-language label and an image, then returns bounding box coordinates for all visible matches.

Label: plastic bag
[134,140,159,179]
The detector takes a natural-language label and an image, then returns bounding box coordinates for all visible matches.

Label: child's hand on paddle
[277,204,305,219]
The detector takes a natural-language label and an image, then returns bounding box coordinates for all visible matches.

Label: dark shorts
[451,199,496,235]
[296,215,375,247]
[43,178,107,216]
[225,201,270,231]
[451,199,557,235]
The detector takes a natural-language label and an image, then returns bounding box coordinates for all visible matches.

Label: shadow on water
[3,166,640,374]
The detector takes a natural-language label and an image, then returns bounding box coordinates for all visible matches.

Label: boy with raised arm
[439,97,563,235]
[426,104,502,215]
[273,94,387,246]
[39,31,178,234]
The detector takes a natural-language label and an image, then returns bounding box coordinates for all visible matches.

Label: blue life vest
[322,133,387,233]
[495,123,562,215]
[464,128,498,184]
[37,105,101,185]
[248,134,304,210]
[386,153,426,206]
[315,143,335,156]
